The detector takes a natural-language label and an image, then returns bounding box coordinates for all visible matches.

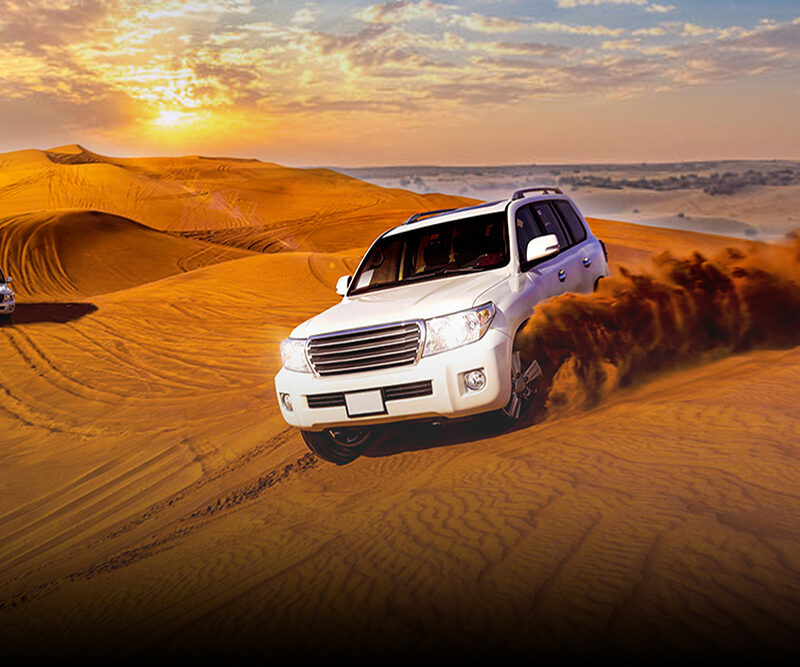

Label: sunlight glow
[152,109,197,127]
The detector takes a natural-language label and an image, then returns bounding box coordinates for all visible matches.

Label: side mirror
[5,276,12,284]
[526,234,559,263]
[335,275,351,296]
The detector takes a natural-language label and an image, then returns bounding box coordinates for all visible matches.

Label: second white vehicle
[275,187,609,463]
[0,269,15,323]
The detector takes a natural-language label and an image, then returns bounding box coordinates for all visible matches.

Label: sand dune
[0,153,799,658]
[574,184,800,240]
[0,144,474,233]
[0,209,251,299]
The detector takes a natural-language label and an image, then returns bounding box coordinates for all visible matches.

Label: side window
[554,200,587,244]
[515,205,542,266]
[532,203,569,249]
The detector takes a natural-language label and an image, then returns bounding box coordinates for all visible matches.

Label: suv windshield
[0,268,5,284]
[349,212,509,295]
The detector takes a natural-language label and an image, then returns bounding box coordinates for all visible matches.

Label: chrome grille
[307,322,422,376]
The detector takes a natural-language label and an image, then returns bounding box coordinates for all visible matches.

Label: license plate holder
[345,389,386,417]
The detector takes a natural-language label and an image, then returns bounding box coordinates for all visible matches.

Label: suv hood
[292,269,509,338]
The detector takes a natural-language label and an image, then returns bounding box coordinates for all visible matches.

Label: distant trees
[559,168,800,196]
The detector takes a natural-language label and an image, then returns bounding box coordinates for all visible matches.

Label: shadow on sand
[1,302,98,326]
[364,393,549,459]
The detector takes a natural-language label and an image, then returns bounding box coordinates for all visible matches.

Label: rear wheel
[301,427,375,465]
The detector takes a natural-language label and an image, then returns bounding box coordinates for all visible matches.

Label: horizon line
[3,143,799,170]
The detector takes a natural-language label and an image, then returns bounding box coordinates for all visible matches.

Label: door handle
[558,269,567,282]
[582,256,592,268]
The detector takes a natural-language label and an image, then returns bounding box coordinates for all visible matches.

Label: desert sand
[0,147,799,658]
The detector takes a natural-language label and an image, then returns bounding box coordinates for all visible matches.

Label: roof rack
[402,190,562,226]
[511,186,563,200]
[402,208,457,225]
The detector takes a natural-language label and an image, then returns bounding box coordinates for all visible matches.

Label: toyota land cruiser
[275,187,609,463]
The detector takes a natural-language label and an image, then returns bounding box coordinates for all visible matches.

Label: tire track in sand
[0,450,319,612]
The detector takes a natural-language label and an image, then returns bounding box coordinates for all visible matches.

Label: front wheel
[483,349,542,432]
[301,427,375,465]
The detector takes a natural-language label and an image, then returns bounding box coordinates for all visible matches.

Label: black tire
[0,313,11,325]
[301,427,375,465]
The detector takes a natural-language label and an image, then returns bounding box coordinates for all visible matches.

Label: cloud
[448,14,624,37]
[632,26,668,36]
[355,0,453,25]
[601,39,643,50]
[557,0,646,6]
[271,96,417,114]
[135,0,253,20]
[311,24,391,55]
[528,21,624,36]
[449,13,526,33]
[356,2,622,37]
[479,41,577,58]
[682,23,716,37]
[0,0,109,51]
[646,3,675,13]
[291,7,316,26]
[719,18,800,53]
[557,0,674,13]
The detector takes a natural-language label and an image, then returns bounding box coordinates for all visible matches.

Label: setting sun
[151,109,196,128]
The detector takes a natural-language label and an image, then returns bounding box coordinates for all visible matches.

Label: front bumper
[0,301,14,314]
[274,328,513,431]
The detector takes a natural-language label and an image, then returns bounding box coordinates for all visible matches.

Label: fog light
[464,369,486,392]
[280,393,293,412]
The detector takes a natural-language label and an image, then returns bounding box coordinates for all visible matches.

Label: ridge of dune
[44,145,106,165]
[0,209,252,299]
[47,144,90,154]
[0,145,475,233]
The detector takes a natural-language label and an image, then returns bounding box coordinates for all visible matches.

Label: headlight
[423,302,495,357]
[280,338,311,372]
[1,293,11,302]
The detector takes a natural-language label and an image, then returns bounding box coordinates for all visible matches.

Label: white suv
[0,269,14,322]
[275,188,609,463]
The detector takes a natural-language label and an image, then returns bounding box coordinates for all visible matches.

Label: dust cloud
[520,236,800,412]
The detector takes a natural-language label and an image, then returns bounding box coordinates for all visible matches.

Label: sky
[0,0,799,165]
